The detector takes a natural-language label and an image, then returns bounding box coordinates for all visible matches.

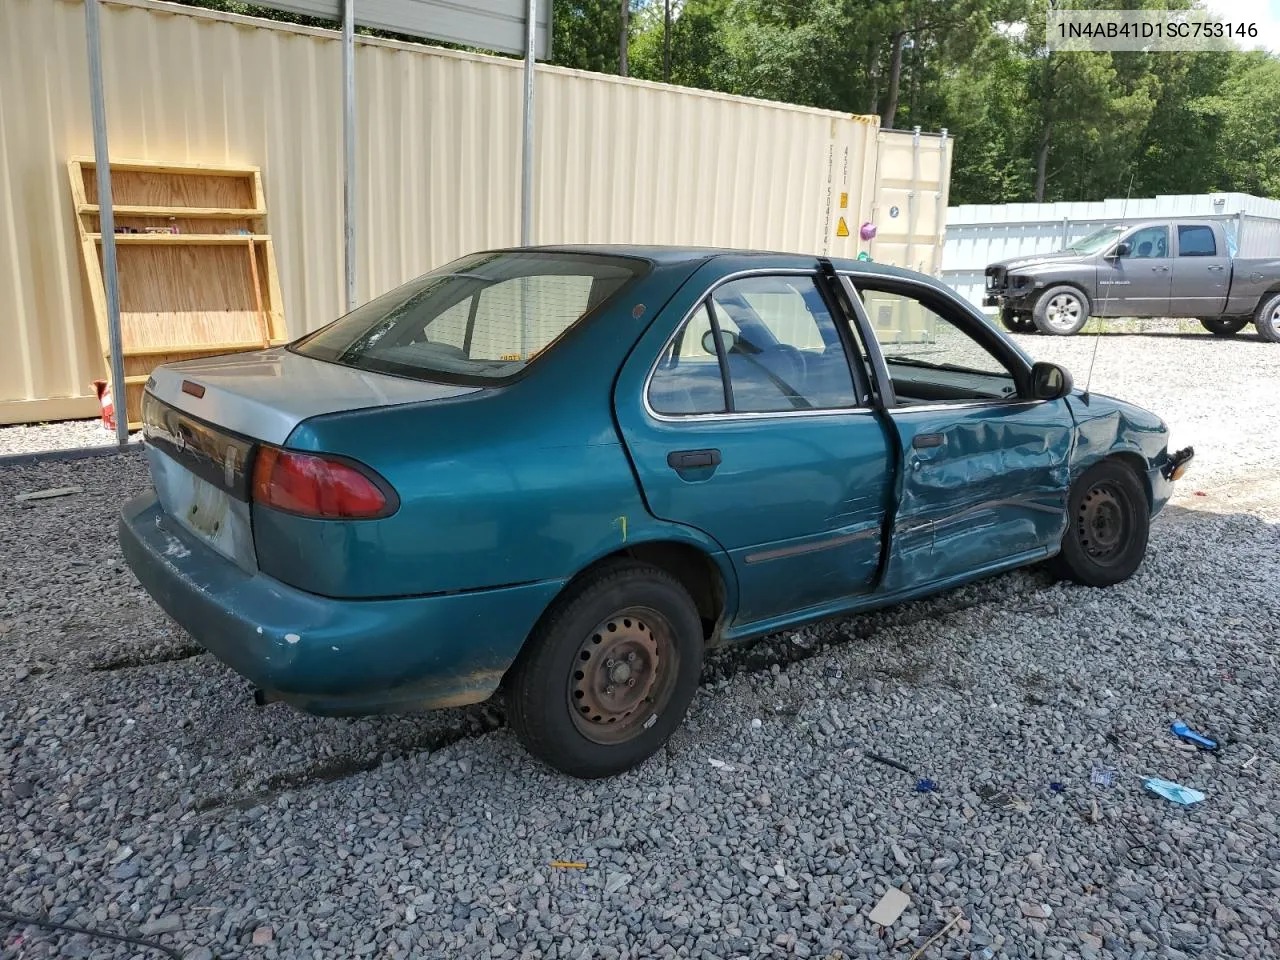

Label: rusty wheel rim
[568,607,677,745]
[1077,482,1129,563]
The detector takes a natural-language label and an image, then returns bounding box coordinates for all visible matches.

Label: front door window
[1122,226,1169,259]
[852,287,1018,404]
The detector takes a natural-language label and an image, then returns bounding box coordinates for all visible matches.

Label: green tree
[552,0,626,72]
[1197,52,1280,197]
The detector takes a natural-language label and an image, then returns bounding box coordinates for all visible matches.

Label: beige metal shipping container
[0,0,951,425]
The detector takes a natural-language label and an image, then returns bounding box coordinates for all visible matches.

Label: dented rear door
[883,401,1071,591]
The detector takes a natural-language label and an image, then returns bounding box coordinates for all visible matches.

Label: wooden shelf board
[91,233,272,245]
[118,339,288,358]
[71,157,261,176]
[79,204,266,219]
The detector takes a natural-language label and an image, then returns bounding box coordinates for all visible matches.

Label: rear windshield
[292,251,644,383]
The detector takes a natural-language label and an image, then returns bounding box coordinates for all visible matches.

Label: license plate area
[147,446,258,572]
[142,393,258,572]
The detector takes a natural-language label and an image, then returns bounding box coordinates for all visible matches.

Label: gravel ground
[2,332,1278,960]
[0,419,127,459]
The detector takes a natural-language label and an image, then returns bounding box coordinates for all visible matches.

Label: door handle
[912,433,945,450]
[1152,266,1170,273]
[667,448,721,469]
[1207,265,1225,272]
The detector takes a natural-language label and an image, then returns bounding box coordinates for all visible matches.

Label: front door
[1170,222,1230,315]
[614,265,892,627]
[1095,223,1172,317]
[843,277,1073,593]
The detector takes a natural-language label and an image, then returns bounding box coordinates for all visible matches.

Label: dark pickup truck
[984,219,1280,341]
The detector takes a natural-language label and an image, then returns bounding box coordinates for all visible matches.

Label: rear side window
[649,275,860,416]
[1178,225,1217,257]
[293,252,644,383]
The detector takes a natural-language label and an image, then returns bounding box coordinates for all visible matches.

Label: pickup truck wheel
[1199,317,1249,336]
[1255,293,1280,343]
[506,562,703,778]
[1033,286,1090,336]
[1000,309,1035,333]
[1052,460,1149,588]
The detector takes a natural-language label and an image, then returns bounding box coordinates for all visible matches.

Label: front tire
[1254,293,1280,343]
[1033,286,1090,336]
[506,562,704,778]
[1199,317,1249,337]
[1053,460,1150,587]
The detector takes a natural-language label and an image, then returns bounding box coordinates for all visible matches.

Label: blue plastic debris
[1090,766,1115,788]
[1143,777,1205,806]
[915,778,937,793]
[1048,782,1065,793]
[1171,720,1218,751]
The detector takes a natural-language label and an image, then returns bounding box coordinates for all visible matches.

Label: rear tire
[1000,309,1036,334]
[1254,293,1280,343]
[1053,460,1150,587]
[1033,286,1090,336]
[506,562,704,778]
[1199,317,1249,337]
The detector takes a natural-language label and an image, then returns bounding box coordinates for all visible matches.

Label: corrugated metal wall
[0,0,951,424]
[942,193,1280,309]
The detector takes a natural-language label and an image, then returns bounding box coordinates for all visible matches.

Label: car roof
[510,244,928,281]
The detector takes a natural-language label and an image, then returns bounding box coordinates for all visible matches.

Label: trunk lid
[146,347,482,445]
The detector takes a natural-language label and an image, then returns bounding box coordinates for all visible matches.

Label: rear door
[1170,222,1230,315]
[613,262,893,628]
[1095,224,1171,317]
[839,275,1072,593]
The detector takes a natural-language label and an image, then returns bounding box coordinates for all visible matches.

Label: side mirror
[1109,241,1131,259]
[701,328,739,356]
[1031,361,1074,401]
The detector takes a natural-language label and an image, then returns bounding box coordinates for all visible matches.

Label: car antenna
[1083,173,1135,402]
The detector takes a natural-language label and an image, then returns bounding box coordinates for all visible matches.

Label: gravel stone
[2,334,1279,958]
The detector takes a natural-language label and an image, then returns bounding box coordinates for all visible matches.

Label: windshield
[292,251,644,383]
[1065,226,1124,254]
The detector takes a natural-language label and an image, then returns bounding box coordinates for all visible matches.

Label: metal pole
[907,125,920,270]
[520,0,537,247]
[85,0,129,447]
[932,127,947,276]
[342,0,356,312]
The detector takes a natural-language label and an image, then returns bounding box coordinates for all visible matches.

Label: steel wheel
[568,608,677,744]
[1076,483,1130,564]
[506,561,704,778]
[1053,460,1149,587]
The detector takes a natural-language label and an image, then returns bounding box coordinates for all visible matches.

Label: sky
[1203,0,1280,53]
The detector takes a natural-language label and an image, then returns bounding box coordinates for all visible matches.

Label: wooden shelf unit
[68,158,286,427]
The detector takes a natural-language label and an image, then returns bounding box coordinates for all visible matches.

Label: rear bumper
[119,492,563,714]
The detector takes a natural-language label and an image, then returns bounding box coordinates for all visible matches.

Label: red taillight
[252,447,395,519]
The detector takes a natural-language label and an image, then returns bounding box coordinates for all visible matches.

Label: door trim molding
[744,525,878,564]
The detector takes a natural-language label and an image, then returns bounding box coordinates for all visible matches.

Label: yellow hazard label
[839,192,848,209]
[836,217,850,238]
